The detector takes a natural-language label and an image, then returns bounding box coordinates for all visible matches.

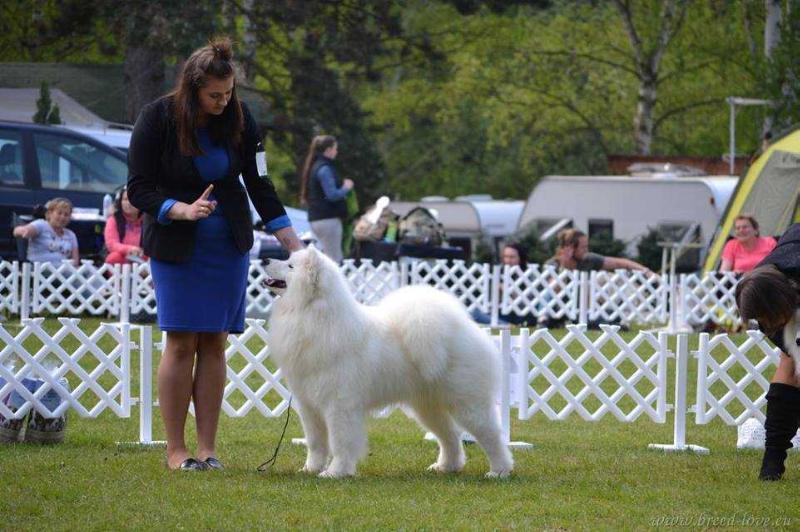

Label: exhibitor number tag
[256,150,269,178]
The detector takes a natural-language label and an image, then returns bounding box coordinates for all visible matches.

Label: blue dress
[150,128,249,333]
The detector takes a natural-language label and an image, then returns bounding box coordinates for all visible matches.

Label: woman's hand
[127,246,144,257]
[13,224,37,239]
[343,179,354,191]
[170,184,218,221]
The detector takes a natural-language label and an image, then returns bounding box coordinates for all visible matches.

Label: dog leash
[257,395,292,472]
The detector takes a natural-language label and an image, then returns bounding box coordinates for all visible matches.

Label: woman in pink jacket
[104,187,147,264]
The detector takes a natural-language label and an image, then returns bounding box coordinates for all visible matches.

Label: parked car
[0,120,129,260]
[61,124,133,155]
[1,119,309,261]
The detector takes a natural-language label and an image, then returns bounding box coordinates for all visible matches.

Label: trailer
[518,174,738,268]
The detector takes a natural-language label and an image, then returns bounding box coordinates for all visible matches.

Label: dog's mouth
[263,278,287,290]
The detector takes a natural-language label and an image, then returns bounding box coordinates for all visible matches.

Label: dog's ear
[302,247,321,294]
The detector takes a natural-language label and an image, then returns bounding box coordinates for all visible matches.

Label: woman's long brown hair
[299,135,337,205]
[170,37,244,155]
[551,228,586,263]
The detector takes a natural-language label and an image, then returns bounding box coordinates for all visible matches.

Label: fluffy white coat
[265,248,513,478]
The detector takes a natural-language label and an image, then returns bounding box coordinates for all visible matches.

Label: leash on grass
[257,395,292,472]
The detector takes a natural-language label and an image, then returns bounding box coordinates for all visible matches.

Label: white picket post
[578,271,589,324]
[121,321,131,416]
[138,326,164,447]
[120,264,131,324]
[20,261,31,321]
[490,265,501,327]
[656,331,669,422]
[695,333,709,425]
[516,327,530,419]
[498,329,532,449]
[648,333,709,454]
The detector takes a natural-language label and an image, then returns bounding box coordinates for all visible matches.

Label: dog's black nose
[263,258,270,265]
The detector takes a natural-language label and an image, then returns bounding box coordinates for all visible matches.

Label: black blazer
[127,96,287,263]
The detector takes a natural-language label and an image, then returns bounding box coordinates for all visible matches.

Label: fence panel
[31,261,122,316]
[341,259,401,305]
[184,320,290,418]
[694,331,781,425]
[589,270,668,325]
[501,265,579,321]
[129,262,157,316]
[0,318,131,420]
[408,260,491,312]
[515,325,667,423]
[680,272,741,327]
[245,260,278,315]
[0,261,20,314]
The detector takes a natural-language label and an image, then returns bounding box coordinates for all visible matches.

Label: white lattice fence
[680,272,741,326]
[245,260,277,315]
[408,260,491,312]
[694,331,781,425]
[0,261,20,314]
[180,320,290,419]
[515,325,668,422]
[341,259,401,305]
[589,270,669,324]
[130,262,157,316]
[0,318,131,419]
[32,261,122,316]
[501,265,580,321]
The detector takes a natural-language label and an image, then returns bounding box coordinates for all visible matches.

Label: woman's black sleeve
[239,102,288,224]
[127,102,168,218]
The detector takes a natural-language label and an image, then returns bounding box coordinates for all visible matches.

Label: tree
[612,0,690,154]
[99,1,220,122]
[761,0,800,133]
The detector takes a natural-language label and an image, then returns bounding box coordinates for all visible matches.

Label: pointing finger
[199,184,214,201]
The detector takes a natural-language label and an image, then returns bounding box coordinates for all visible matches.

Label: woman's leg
[158,331,198,469]
[194,331,228,461]
[760,355,800,480]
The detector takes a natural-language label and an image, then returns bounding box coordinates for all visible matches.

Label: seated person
[546,229,652,274]
[13,197,79,265]
[498,243,537,326]
[720,214,776,273]
[104,186,147,264]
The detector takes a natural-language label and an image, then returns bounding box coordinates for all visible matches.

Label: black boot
[759,383,800,481]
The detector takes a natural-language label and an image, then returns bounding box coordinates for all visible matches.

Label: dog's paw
[299,464,324,474]
[427,462,463,474]
[318,468,354,479]
[485,468,512,479]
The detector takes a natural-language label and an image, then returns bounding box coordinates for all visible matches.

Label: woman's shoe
[203,457,224,470]
[177,458,206,471]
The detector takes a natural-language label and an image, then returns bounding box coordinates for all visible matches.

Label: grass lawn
[1,318,798,530]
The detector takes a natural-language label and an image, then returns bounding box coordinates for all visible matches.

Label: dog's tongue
[265,278,286,289]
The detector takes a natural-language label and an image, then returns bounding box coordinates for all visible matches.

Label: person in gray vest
[299,135,354,263]
[736,223,800,480]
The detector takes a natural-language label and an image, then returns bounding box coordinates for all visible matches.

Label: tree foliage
[1,0,789,207]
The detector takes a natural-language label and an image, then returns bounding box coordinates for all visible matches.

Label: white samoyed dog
[264,247,513,478]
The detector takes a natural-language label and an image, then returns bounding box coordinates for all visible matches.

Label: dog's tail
[782,309,800,379]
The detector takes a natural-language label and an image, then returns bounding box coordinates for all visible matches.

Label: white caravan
[518,174,738,267]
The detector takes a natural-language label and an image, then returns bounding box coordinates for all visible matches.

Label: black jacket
[127,96,287,262]
[756,223,800,352]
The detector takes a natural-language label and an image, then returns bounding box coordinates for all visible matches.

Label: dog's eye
[288,264,294,269]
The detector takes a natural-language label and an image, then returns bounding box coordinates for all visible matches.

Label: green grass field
[1,318,798,531]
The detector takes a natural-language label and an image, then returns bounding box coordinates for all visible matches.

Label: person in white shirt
[13,197,79,265]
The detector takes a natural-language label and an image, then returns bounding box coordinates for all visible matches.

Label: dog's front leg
[319,407,366,478]
[296,401,329,474]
